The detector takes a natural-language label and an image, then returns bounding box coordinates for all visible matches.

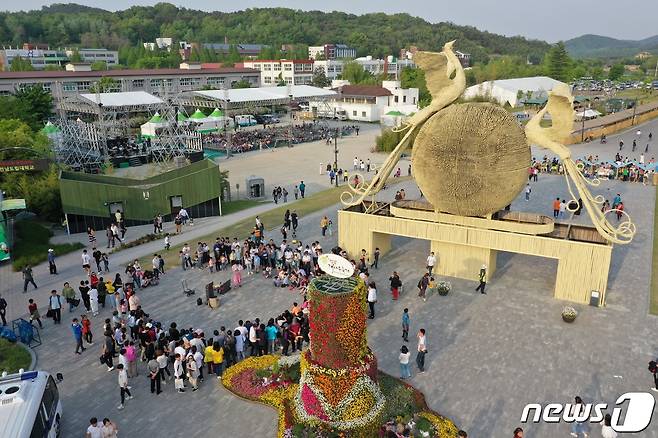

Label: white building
[308,44,357,60]
[314,57,415,81]
[144,38,175,51]
[321,80,419,122]
[0,47,118,70]
[241,59,314,86]
[463,76,566,107]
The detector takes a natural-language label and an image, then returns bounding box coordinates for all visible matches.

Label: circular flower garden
[221,275,458,437]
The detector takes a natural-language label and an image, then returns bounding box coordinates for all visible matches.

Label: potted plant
[436,281,452,296]
[561,306,578,323]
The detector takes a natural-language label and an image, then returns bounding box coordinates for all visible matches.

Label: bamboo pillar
[431,241,497,281]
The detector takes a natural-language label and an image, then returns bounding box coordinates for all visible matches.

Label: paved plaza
[1,117,657,437]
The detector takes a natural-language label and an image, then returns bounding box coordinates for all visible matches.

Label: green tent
[0,221,9,262]
[41,121,60,135]
[386,110,405,116]
[208,108,224,119]
[189,109,207,120]
[177,111,188,122]
[148,112,163,123]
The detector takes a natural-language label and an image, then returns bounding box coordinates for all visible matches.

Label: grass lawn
[221,199,263,215]
[141,179,411,270]
[0,339,31,373]
[650,190,658,315]
[11,220,84,272]
[616,89,658,106]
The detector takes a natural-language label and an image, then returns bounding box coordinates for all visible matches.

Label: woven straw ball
[411,103,530,217]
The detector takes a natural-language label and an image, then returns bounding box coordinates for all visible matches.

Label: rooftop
[333,85,393,97]
[0,67,258,80]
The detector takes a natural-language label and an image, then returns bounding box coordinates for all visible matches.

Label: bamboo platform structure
[338,201,613,306]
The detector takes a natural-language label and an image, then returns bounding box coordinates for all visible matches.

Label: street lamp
[333,135,339,187]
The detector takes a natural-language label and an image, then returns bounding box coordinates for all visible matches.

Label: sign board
[0,159,50,173]
[318,253,354,278]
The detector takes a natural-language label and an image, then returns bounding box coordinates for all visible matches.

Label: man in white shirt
[426,252,437,276]
[367,283,377,319]
[86,418,103,438]
[81,250,92,275]
[116,364,132,410]
[179,207,189,224]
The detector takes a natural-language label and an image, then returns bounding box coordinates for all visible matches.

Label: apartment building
[313,57,416,81]
[0,66,260,99]
[202,43,267,58]
[240,59,314,86]
[0,44,118,70]
[308,44,356,60]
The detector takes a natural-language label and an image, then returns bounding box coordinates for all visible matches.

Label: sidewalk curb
[17,341,37,371]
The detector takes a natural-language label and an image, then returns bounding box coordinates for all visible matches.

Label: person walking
[22,265,37,292]
[389,271,402,300]
[525,184,531,201]
[86,418,103,438]
[81,314,93,345]
[231,262,243,287]
[426,252,437,276]
[475,265,487,294]
[401,308,410,342]
[186,355,199,391]
[299,181,306,198]
[116,364,133,410]
[416,328,427,373]
[366,281,377,319]
[47,249,57,275]
[48,290,62,324]
[371,247,380,269]
[600,414,617,438]
[552,197,560,218]
[649,359,658,392]
[569,396,589,437]
[81,250,92,275]
[71,318,85,355]
[320,216,329,237]
[0,293,7,326]
[28,299,42,328]
[417,272,429,301]
[101,418,119,438]
[399,345,411,379]
[173,354,186,392]
[102,331,115,371]
[87,227,97,247]
[62,282,76,313]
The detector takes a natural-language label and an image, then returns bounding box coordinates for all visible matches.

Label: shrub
[11,220,84,271]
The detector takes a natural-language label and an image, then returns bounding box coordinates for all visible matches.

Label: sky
[4,0,658,43]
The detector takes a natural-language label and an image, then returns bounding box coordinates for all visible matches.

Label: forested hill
[0,3,550,63]
[565,34,658,59]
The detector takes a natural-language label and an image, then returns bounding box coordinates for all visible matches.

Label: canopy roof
[576,109,602,118]
[193,85,336,105]
[177,111,188,122]
[148,112,163,123]
[41,121,60,134]
[208,108,224,118]
[385,110,405,116]
[189,109,207,120]
[79,91,163,107]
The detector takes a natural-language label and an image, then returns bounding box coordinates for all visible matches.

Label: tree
[311,67,331,87]
[10,56,34,72]
[608,64,625,81]
[400,67,431,108]
[342,61,376,85]
[89,77,120,93]
[69,49,83,63]
[543,42,572,82]
[276,73,286,87]
[232,79,252,89]
[91,61,108,71]
[13,85,54,130]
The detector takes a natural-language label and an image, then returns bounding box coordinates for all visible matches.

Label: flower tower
[294,274,385,434]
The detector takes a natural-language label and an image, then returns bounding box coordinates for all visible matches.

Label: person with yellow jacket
[475,265,487,294]
[204,341,214,376]
[211,341,224,378]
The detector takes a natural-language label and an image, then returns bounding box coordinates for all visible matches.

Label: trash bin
[589,290,601,307]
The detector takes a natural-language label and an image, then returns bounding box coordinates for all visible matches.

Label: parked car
[234,114,257,127]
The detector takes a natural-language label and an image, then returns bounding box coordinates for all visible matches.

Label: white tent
[192,85,336,105]
[463,77,566,107]
[79,91,163,107]
[140,112,168,138]
[576,109,602,120]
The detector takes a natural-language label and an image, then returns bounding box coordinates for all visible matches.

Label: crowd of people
[205,122,357,154]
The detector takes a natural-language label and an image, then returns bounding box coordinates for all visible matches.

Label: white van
[234,115,257,127]
[0,370,63,438]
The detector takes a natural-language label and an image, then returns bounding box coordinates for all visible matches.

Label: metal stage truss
[53,91,201,170]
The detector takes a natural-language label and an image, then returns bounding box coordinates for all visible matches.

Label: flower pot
[437,289,449,296]
[562,314,576,323]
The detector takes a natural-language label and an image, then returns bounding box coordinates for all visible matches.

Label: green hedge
[0,339,31,373]
[11,220,84,271]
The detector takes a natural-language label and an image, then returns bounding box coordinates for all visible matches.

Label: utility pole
[333,134,339,187]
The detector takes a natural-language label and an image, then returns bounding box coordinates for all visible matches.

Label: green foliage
[0,339,31,373]
[89,77,120,93]
[91,61,108,71]
[376,128,406,152]
[341,61,378,85]
[608,64,626,81]
[9,56,34,72]
[0,5,551,65]
[400,67,431,108]
[69,49,83,63]
[11,220,84,271]
[379,374,418,420]
[232,79,252,89]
